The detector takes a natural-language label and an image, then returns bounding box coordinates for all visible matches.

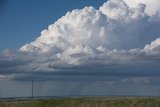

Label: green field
[0,97,160,107]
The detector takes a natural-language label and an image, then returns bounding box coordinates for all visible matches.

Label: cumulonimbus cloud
[1,0,160,80]
[124,0,160,16]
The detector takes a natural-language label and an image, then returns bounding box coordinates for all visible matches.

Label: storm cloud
[0,0,160,83]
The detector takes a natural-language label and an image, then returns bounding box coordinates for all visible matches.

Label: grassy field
[0,97,160,107]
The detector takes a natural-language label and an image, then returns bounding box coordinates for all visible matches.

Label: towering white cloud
[20,0,160,53]
[100,0,146,20]
[18,0,160,68]
[124,0,160,16]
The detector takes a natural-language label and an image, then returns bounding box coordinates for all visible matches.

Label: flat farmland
[0,97,160,107]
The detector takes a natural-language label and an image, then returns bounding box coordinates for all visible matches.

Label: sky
[0,0,106,51]
[1,0,160,98]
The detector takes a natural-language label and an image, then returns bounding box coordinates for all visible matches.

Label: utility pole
[31,78,34,100]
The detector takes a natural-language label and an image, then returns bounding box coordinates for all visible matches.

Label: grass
[0,97,160,107]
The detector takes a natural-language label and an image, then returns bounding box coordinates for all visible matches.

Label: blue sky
[0,0,160,98]
[0,0,106,50]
